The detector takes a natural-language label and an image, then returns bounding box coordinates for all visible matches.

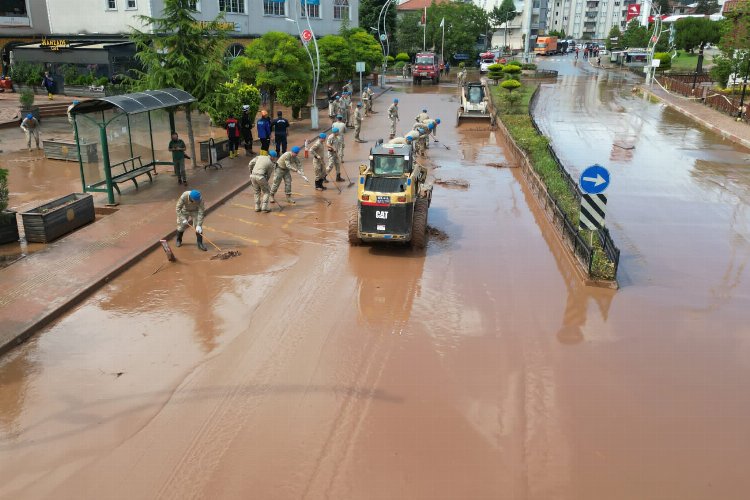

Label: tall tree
[620,19,651,48]
[359,0,397,40]
[675,17,723,72]
[245,32,311,115]
[490,0,517,29]
[318,35,355,87]
[606,25,622,50]
[425,2,489,61]
[130,0,231,166]
[655,0,671,15]
[695,0,720,15]
[395,12,423,55]
[344,28,383,74]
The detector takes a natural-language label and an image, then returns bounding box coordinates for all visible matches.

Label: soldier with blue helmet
[175,190,207,251]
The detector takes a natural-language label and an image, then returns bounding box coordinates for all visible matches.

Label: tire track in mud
[154,247,348,499]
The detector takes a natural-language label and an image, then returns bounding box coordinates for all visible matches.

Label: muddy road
[1,82,749,499]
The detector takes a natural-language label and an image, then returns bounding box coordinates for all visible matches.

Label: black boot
[336,175,344,182]
[197,234,208,251]
[315,179,324,191]
[175,231,184,247]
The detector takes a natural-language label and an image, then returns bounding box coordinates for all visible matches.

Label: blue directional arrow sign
[579,164,610,195]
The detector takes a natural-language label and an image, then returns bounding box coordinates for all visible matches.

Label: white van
[479,57,496,73]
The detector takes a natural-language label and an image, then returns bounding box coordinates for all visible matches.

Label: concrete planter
[21,193,95,243]
[0,211,19,245]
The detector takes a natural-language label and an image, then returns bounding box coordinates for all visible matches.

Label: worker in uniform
[270,146,308,205]
[20,113,40,151]
[405,128,423,157]
[225,113,241,158]
[342,92,353,128]
[311,132,327,191]
[240,104,255,156]
[332,113,347,164]
[249,150,277,212]
[67,100,80,126]
[175,189,207,251]
[256,110,272,153]
[422,117,441,144]
[272,111,290,154]
[326,127,342,182]
[366,85,376,114]
[402,64,408,80]
[361,87,371,117]
[342,80,353,94]
[416,108,430,122]
[332,96,344,123]
[388,98,399,139]
[353,103,365,143]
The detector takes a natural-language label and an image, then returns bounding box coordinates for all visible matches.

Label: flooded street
[1,78,749,499]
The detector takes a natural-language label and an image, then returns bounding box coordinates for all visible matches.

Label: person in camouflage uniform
[249,150,277,212]
[311,133,327,191]
[388,98,399,138]
[353,103,365,143]
[270,146,307,205]
[326,128,342,181]
[175,189,207,251]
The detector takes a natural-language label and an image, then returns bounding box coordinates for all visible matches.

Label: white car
[479,58,496,73]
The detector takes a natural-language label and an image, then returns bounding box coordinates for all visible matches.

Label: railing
[659,75,748,121]
[528,87,621,279]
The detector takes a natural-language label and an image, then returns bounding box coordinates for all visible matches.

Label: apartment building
[486,0,549,51]
[546,0,641,40]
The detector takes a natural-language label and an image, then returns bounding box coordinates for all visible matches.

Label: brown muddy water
[0,82,749,499]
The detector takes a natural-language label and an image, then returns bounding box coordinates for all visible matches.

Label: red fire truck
[412,52,440,85]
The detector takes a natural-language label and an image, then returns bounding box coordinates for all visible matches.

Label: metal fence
[659,75,748,120]
[527,87,621,279]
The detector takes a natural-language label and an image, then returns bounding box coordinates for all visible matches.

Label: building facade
[3,0,358,77]
[486,0,548,52]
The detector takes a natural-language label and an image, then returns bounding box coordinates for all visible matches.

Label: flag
[626,4,640,22]
[421,7,426,25]
[440,17,444,28]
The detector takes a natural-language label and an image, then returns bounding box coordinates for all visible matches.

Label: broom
[188,222,241,260]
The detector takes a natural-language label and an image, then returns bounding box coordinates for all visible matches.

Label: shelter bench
[89,156,157,195]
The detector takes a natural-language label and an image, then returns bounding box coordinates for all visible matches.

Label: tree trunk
[269,89,275,116]
[185,105,197,169]
[696,42,705,74]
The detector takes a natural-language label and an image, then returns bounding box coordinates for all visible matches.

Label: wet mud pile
[426,225,449,240]
[210,250,242,260]
[434,178,470,190]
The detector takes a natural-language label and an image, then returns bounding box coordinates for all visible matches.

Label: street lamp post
[286,7,321,129]
[737,55,750,119]
[375,0,395,87]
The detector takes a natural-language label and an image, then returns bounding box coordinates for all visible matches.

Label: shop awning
[71,88,196,115]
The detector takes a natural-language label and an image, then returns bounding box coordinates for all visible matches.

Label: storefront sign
[195,20,238,32]
[41,37,70,51]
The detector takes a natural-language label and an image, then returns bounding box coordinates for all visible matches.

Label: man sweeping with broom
[175,190,207,251]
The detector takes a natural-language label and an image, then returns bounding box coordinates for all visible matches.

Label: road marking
[204,226,260,245]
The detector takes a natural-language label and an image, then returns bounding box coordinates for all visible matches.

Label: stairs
[36,101,71,119]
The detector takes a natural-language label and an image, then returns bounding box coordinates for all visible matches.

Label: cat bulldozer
[348,140,432,248]
[457,80,495,126]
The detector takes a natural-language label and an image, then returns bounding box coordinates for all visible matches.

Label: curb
[0,176,252,356]
[641,87,750,150]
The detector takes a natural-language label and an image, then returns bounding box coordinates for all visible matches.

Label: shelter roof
[71,88,196,115]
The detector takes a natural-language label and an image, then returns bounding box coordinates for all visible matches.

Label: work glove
[195,226,203,235]
[181,219,188,226]
[300,174,310,183]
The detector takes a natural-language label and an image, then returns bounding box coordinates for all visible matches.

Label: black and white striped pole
[578,164,611,242]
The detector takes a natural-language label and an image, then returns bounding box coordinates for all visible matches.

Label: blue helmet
[189,190,201,201]
[393,98,399,103]
[336,114,343,119]
[269,150,278,158]
[332,127,339,133]
[406,136,413,142]
[436,118,441,124]
[357,103,362,107]
[291,146,301,154]
[319,133,327,139]
[26,113,33,119]
[428,123,435,130]
[73,100,80,105]
[422,108,427,112]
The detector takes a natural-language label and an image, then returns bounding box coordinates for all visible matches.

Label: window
[189,0,201,10]
[333,0,349,20]
[303,2,320,18]
[219,0,245,13]
[263,0,285,16]
[126,0,136,8]
[106,0,116,9]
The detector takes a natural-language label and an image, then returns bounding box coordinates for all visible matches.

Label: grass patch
[669,51,713,72]
[490,81,617,281]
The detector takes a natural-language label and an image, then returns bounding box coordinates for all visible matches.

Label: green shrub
[0,168,9,213]
[710,54,734,88]
[278,80,310,119]
[487,63,505,82]
[653,52,671,70]
[19,89,34,107]
[503,64,522,77]
[395,52,410,62]
[501,79,521,92]
[9,61,44,85]
[386,55,395,64]
[521,63,537,70]
[394,61,406,70]
[95,77,109,86]
[201,75,261,126]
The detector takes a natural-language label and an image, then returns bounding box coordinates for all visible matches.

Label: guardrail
[528,87,621,279]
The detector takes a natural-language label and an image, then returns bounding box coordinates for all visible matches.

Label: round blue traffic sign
[579,164,610,195]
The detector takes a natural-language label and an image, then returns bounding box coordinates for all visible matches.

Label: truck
[534,36,558,56]
[413,52,440,85]
[348,140,432,248]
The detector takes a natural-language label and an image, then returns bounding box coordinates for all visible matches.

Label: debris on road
[434,178,470,189]
[211,250,242,260]
[426,225,448,240]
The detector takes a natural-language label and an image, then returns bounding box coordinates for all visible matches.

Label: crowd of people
[171,80,441,250]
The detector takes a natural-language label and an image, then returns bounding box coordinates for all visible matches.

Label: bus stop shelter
[69,88,196,205]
